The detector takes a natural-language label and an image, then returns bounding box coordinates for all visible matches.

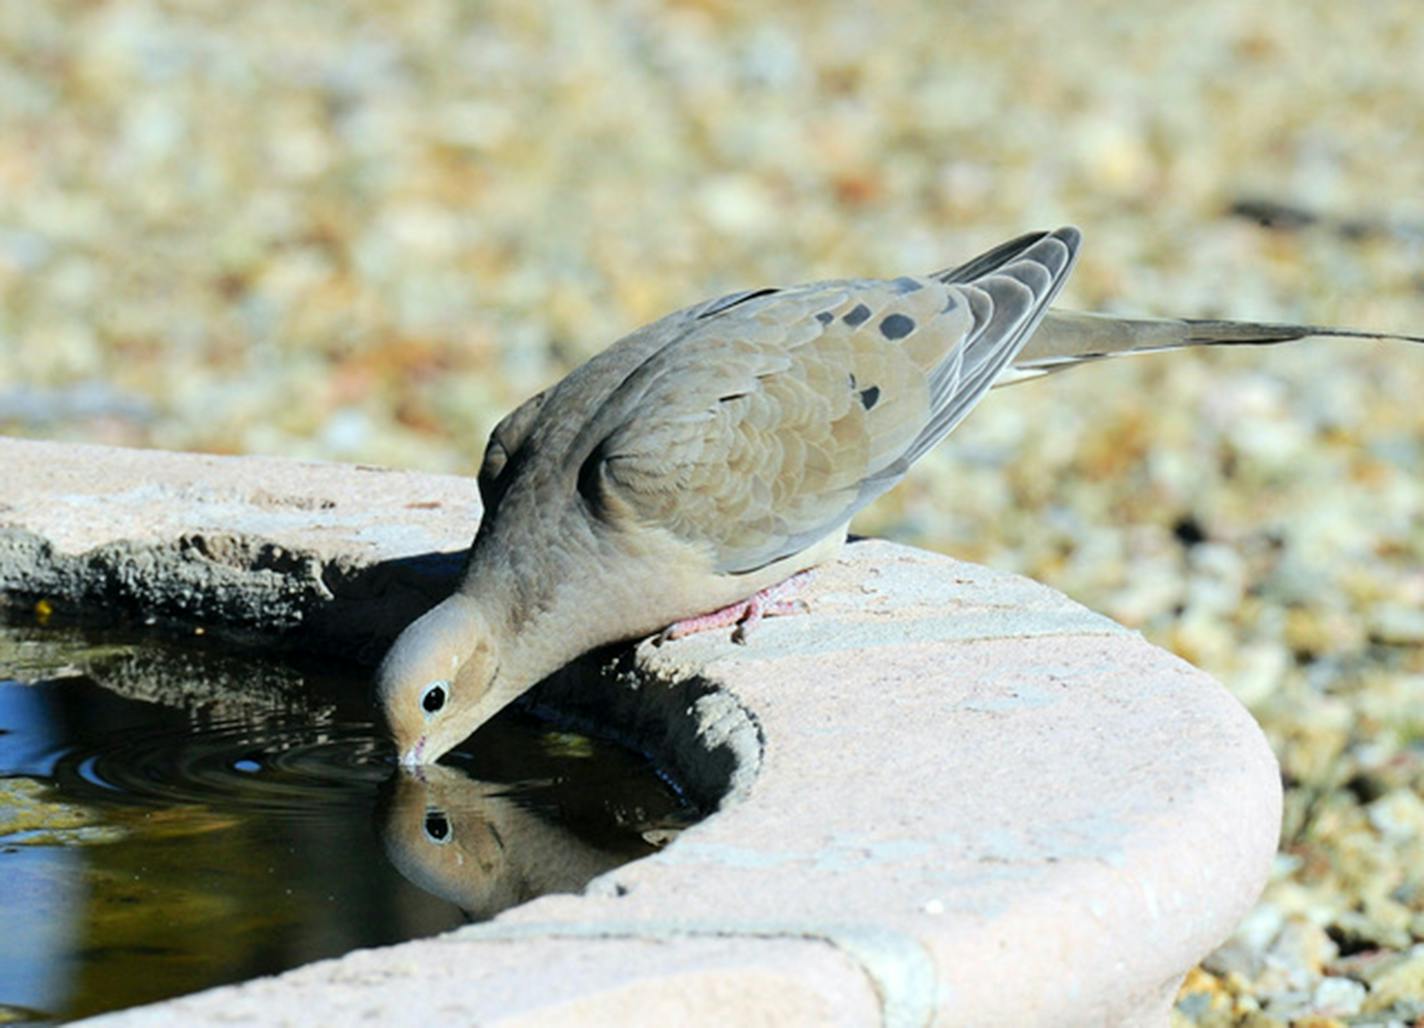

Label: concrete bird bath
[0,437,1281,1026]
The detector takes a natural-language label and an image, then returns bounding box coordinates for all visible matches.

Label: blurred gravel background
[3,1,1424,1021]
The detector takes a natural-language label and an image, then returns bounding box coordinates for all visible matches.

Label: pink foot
[657,571,813,646]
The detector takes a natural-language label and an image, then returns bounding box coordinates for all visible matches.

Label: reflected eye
[423,809,451,844]
[420,681,448,716]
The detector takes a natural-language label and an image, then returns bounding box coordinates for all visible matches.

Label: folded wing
[575,227,1082,574]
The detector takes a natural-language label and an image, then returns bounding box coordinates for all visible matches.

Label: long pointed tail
[999,309,1424,386]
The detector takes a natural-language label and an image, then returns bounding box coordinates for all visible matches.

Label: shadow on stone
[522,647,762,814]
[1,529,762,818]
[0,529,467,666]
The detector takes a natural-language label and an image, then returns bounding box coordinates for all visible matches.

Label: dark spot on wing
[848,372,858,389]
[816,310,834,325]
[879,313,915,340]
[843,303,872,327]
[859,385,881,410]
[891,276,923,294]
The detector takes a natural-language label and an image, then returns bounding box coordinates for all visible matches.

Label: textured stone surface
[0,436,476,662]
[0,439,1282,1026]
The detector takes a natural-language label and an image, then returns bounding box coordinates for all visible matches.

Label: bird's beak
[400,737,427,767]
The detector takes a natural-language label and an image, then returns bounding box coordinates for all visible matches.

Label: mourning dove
[378,227,1423,764]
[380,765,642,917]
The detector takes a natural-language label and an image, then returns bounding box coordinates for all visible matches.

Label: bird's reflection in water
[0,627,698,1021]
[379,761,686,919]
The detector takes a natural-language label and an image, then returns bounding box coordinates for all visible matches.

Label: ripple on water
[54,715,396,817]
[0,627,696,1023]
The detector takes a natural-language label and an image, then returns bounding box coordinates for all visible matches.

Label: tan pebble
[1366,788,1424,840]
[1174,966,1232,1013]
[1368,602,1424,645]
[1361,945,1424,1011]
[1266,917,1339,981]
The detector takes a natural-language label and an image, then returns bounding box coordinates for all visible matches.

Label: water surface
[0,626,692,1024]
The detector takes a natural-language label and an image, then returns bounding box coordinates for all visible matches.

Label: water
[0,626,694,1024]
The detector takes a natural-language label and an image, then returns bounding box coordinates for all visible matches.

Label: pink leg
[657,571,814,646]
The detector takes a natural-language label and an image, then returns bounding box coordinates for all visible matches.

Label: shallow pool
[0,626,692,1024]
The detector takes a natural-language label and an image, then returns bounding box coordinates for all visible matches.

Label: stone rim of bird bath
[0,436,1281,1026]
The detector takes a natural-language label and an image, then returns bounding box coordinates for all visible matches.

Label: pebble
[1361,946,1424,1013]
[1310,976,1366,1017]
[1368,603,1424,645]
[1367,789,1424,842]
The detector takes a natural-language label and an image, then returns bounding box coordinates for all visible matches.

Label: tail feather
[999,309,1424,386]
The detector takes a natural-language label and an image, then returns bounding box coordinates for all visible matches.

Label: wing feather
[574,227,1081,574]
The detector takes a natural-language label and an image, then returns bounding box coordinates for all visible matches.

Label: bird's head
[376,595,501,765]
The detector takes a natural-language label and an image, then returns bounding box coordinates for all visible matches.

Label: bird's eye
[420,681,448,715]
[423,809,451,844]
